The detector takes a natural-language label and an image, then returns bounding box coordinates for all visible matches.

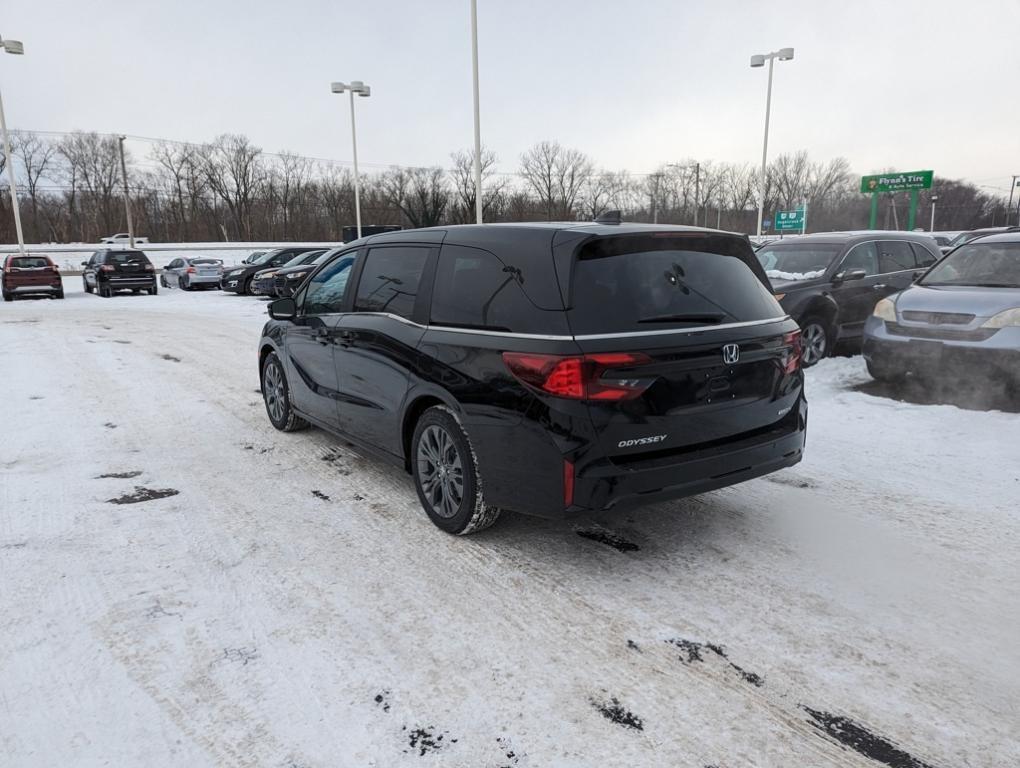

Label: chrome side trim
[572,317,790,340]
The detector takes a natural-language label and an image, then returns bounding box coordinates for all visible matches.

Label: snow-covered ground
[1,279,1017,768]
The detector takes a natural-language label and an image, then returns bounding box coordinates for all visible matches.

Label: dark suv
[82,249,157,297]
[756,232,942,365]
[258,224,807,534]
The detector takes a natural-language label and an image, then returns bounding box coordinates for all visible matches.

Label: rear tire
[262,352,308,432]
[100,285,112,298]
[148,284,158,295]
[411,406,501,535]
[800,316,832,367]
[56,290,65,300]
[2,291,11,302]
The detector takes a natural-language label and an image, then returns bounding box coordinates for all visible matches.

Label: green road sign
[774,208,805,231]
[860,170,933,193]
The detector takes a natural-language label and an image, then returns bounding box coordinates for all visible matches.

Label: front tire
[412,406,501,535]
[800,316,832,367]
[243,276,254,295]
[262,352,308,432]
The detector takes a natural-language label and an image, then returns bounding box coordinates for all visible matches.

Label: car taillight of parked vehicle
[186,267,196,273]
[144,264,155,271]
[502,352,653,401]
[50,264,60,273]
[100,264,115,272]
[783,330,803,374]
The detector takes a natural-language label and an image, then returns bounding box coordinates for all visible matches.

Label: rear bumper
[187,274,222,285]
[102,277,155,289]
[863,318,1020,380]
[570,400,807,515]
[9,283,61,293]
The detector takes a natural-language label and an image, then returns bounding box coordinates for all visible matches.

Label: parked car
[945,226,1020,251]
[2,254,64,301]
[82,249,157,297]
[863,232,1020,385]
[257,223,806,535]
[252,250,327,297]
[160,257,224,290]
[242,250,268,264]
[273,249,340,298]
[221,247,334,295]
[100,233,149,245]
[757,232,942,365]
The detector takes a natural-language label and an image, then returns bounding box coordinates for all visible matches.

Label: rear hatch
[5,256,58,287]
[191,258,222,277]
[562,233,801,461]
[105,250,153,279]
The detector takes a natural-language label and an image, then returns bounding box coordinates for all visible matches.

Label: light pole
[470,0,483,224]
[330,80,371,240]
[0,34,26,256]
[117,136,135,248]
[750,47,794,238]
[1008,175,1018,227]
[929,194,938,232]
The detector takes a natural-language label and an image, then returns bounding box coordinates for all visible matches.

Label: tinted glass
[190,258,222,266]
[106,251,150,264]
[839,242,879,276]
[568,235,782,334]
[878,241,915,272]
[430,246,537,332]
[10,257,50,268]
[252,249,281,266]
[920,242,1020,287]
[303,253,357,314]
[910,242,938,267]
[353,247,429,320]
[756,243,841,279]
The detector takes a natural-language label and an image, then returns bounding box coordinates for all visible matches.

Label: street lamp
[470,0,483,224]
[0,33,26,256]
[330,80,371,240]
[750,46,794,238]
[929,194,939,232]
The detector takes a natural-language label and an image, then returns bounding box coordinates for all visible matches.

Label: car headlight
[872,297,897,321]
[981,307,1020,328]
[286,272,305,280]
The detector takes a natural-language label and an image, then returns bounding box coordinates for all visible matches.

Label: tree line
[0,130,1013,244]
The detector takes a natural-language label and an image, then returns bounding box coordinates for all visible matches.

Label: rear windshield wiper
[637,312,727,324]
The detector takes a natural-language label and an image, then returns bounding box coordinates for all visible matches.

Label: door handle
[314,327,332,345]
[337,330,355,345]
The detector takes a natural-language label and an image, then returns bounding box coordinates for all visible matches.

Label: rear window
[105,251,150,264]
[567,234,783,335]
[10,257,51,269]
[190,258,222,266]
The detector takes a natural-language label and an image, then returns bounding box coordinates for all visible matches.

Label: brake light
[144,264,155,272]
[100,264,115,272]
[783,330,803,374]
[186,266,196,274]
[50,264,60,273]
[502,352,652,401]
[563,460,575,507]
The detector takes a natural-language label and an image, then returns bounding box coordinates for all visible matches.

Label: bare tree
[199,134,265,240]
[11,131,56,241]
[378,166,449,228]
[519,141,593,220]
[449,147,507,223]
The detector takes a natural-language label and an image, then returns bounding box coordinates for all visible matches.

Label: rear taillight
[50,265,60,273]
[502,352,652,401]
[185,266,196,274]
[100,264,115,272]
[783,330,802,374]
[563,460,575,507]
[145,264,155,271]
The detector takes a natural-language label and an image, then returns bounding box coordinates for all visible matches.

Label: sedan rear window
[190,258,222,266]
[106,251,150,264]
[567,234,783,334]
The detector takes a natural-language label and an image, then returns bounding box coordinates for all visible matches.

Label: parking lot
[1,279,1016,767]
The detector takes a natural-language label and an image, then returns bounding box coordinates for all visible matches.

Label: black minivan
[258,223,807,534]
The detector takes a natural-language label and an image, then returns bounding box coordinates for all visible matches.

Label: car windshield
[283,250,323,267]
[252,250,281,266]
[920,242,1020,287]
[756,243,841,280]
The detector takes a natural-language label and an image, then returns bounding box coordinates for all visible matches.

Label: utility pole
[117,136,135,248]
[929,194,938,232]
[1008,175,1018,227]
[693,162,700,226]
[470,0,483,224]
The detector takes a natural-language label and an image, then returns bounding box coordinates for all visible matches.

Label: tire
[83,278,93,294]
[99,284,111,298]
[159,275,168,288]
[262,352,308,432]
[411,405,501,535]
[148,283,158,295]
[56,290,65,300]
[2,291,11,302]
[800,316,832,367]
[181,276,191,291]
[243,276,254,295]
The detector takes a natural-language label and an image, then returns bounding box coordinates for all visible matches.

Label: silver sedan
[160,257,224,290]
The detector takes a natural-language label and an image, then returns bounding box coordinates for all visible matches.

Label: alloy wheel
[263,362,286,423]
[416,425,465,519]
[802,323,827,366]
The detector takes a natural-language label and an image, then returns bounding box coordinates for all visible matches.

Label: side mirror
[268,297,297,321]
[81,261,88,267]
[835,268,867,283]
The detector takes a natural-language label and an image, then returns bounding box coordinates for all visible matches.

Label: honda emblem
[722,343,740,364]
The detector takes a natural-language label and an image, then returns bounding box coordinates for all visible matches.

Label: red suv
[2,254,64,301]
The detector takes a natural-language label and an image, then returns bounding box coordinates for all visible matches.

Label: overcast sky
[3,0,1018,190]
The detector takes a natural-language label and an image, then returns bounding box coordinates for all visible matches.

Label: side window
[353,246,430,320]
[910,242,937,268]
[839,242,879,276]
[430,246,535,332]
[879,241,915,273]
[303,252,357,315]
